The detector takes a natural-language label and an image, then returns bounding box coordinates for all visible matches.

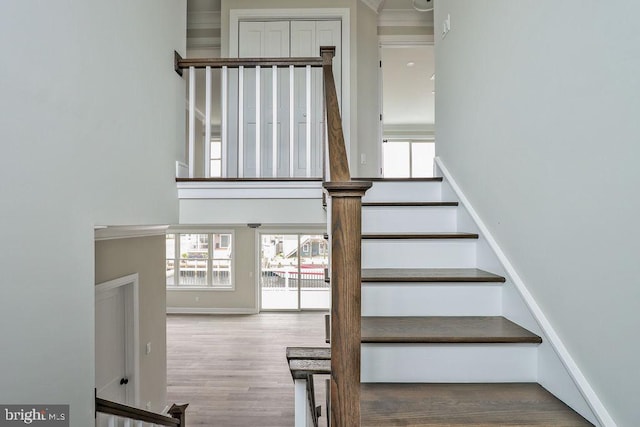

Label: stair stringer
[436,157,613,427]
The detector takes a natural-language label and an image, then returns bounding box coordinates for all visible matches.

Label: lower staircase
[288,177,593,426]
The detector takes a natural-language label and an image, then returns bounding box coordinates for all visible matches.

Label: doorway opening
[260,233,329,311]
[95,274,139,425]
[380,43,435,177]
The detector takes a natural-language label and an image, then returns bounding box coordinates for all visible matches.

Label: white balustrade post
[305,65,311,178]
[238,66,244,178]
[289,65,295,177]
[205,65,212,177]
[272,65,278,177]
[255,65,261,177]
[222,66,228,177]
[188,66,196,178]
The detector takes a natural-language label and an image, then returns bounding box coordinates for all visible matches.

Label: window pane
[211,259,231,286]
[411,142,435,178]
[179,234,208,286]
[300,235,329,310]
[210,160,222,177]
[211,140,222,158]
[383,141,410,178]
[166,234,176,285]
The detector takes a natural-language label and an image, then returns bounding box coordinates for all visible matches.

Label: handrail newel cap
[323,181,372,198]
[320,46,336,63]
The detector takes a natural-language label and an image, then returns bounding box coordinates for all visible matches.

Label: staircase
[289,177,593,426]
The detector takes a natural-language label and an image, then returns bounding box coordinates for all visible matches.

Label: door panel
[95,287,127,404]
[239,21,290,177]
[236,19,341,178]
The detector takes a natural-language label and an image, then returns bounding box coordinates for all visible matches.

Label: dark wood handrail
[320,46,371,427]
[320,47,350,182]
[96,396,187,426]
[174,51,323,76]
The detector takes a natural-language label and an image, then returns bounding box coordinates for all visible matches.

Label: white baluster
[188,66,196,178]
[272,65,278,177]
[222,65,228,178]
[238,66,244,178]
[107,414,116,427]
[256,65,261,177]
[305,65,311,178]
[289,65,295,177]
[205,65,211,177]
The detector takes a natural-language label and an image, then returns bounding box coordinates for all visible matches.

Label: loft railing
[174,52,325,179]
[96,395,187,427]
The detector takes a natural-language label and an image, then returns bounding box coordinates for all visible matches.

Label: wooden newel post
[168,403,189,426]
[324,181,371,427]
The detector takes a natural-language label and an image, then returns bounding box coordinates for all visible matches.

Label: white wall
[0,2,185,426]
[435,1,640,426]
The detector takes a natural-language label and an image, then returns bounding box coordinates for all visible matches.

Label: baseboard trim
[435,156,615,427]
[166,307,259,315]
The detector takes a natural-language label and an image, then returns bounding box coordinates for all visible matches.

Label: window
[166,232,233,288]
[210,138,222,177]
[382,140,435,178]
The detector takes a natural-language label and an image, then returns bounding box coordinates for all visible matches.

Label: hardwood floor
[167,312,329,427]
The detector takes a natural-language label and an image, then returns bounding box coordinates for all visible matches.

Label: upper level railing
[175,51,327,179]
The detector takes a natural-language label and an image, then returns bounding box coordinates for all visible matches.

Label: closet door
[291,20,341,177]
[239,21,290,177]
[236,20,341,177]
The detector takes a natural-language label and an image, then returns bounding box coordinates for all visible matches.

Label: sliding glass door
[260,233,329,310]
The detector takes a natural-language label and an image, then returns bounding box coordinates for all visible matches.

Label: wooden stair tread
[362,201,458,207]
[362,232,479,240]
[360,316,542,344]
[286,347,330,361]
[362,268,505,283]
[361,383,593,426]
[288,359,331,379]
[353,177,443,182]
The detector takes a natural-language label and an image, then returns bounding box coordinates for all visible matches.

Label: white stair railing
[175,53,326,179]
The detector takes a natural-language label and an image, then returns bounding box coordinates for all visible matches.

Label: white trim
[229,8,351,156]
[434,157,616,427]
[94,225,169,241]
[166,307,258,315]
[176,180,323,199]
[95,273,140,407]
[378,9,435,28]
[379,34,434,46]
[360,0,385,13]
[187,12,221,31]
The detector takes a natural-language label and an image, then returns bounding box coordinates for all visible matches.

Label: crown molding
[187,11,221,30]
[378,9,434,27]
[94,225,170,241]
[361,0,385,13]
[379,34,434,46]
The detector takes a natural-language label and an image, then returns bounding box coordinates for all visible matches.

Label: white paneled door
[237,20,341,178]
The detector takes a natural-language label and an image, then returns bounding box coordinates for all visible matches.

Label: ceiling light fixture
[412,0,434,12]
[407,61,415,67]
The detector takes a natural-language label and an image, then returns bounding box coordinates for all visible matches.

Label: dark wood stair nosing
[361,268,506,283]
[362,201,458,207]
[362,232,479,240]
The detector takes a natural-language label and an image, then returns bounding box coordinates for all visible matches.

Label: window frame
[166,230,235,291]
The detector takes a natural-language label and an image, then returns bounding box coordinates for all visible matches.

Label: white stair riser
[361,344,538,383]
[362,206,457,233]
[362,283,502,316]
[362,240,477,268]
[363,182,442,202]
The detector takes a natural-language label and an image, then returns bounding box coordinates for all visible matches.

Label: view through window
[166,232,233,288]
[260,234,328,310]
[382,140,435,178]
